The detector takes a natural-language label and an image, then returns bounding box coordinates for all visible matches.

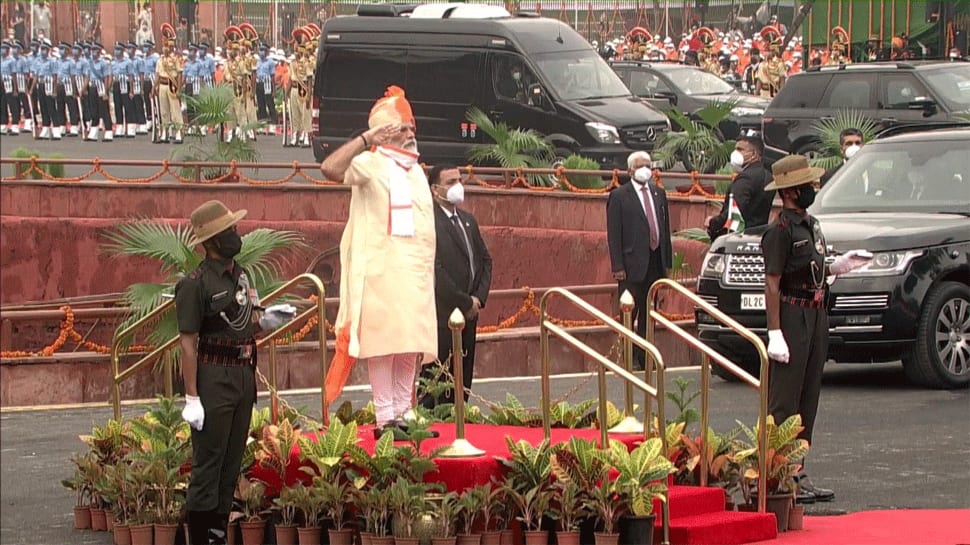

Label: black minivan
[312,3,670,169]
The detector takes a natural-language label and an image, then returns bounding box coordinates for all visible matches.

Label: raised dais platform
[249,423,777,545]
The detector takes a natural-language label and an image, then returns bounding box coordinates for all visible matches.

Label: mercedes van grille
[725,254,765,286]
[833,294,890,311]
[621,125,663,148]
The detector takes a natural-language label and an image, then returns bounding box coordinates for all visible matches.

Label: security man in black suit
[420,164,493,408]
[707,134,775,240]
[607,151,673,371]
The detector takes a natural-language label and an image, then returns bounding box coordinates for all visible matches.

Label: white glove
[830,249,873,276]
[767,330,790,364]
[258,303,298,331]
[182,395,205,431]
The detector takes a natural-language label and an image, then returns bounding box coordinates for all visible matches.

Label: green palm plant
[466,107,555,186]
[810,109,879,170]
[559,154,607,190]
[102,221,304,350]
[655,99,738,174]
[172,84,264,180]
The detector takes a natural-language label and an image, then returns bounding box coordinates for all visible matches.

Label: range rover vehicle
[696,128,970,389]
[761,62,970,156]
[313,3,670,169]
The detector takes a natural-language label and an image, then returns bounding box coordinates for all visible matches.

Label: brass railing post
[111,343,122,421]
[164,350,174,398]
[609,290,643,434]
[268,340,279,425]
[700,353,711,488]
[597,364,609,448]
[440,309,485,458]
[540,295,552,441]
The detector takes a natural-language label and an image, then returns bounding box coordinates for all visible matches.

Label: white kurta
[325,149,438,401]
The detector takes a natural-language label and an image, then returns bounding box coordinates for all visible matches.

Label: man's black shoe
[796,473,835,502]
[795,490,816,504]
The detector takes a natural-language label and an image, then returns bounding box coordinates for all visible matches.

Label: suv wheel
[902,282,970,389]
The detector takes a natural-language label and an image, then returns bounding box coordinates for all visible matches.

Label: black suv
[762,62,970,156]
[695,127,970,389]
[611,61,770,141]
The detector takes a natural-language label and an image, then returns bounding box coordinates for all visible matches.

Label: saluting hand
[363,123,395,148]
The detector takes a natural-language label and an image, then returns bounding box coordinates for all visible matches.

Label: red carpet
[753,509,970,545]
[249,423,777,544]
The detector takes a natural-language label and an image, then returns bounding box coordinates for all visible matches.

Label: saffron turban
[368,85,415,129]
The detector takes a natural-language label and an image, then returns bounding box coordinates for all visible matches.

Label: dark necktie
[641,185,660,251]
[451,213,475,289]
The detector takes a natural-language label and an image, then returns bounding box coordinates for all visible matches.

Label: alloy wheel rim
[935,297,970,377]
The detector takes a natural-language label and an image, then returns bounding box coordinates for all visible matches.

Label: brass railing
[646,278,769,514]
[110,273,328,424]
[538,287,671,545]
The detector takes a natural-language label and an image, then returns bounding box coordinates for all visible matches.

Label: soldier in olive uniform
[755,46,786,98]
[760,156,872,504]
[176,200,294,545]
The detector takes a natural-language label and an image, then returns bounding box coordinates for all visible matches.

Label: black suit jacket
[434,206,493,326]
[713,161,776,230]
[606,180,673,283]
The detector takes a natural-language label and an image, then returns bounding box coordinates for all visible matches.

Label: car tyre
[902,281,970,389]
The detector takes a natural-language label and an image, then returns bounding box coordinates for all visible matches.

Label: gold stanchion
[609,290,644,434]
[439,308,485,458]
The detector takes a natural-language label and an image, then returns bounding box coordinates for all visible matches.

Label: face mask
[730,150,746,170]
[795,186,816,209]
[214,230,243,258]
[844,144,861,159]
[40,50,47,58]
[445,183,465,205]
[633,166,652,184]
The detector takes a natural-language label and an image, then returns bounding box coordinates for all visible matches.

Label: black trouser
[131,81,146,125]
[618,254,665,369]
[142,80,153,123]
[186,361,256,514]
[55,84,80,127]
[769,302,829,445]
[256,85,276,124]
[184,85,197,124]
[36,86,54,127]
[112,81,134,130]
[420,320,479,408]
[0,90,20,125]
[87,84,112,130]
[20,84,34,123]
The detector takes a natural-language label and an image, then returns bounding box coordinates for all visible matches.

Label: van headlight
[586,122,621,144]
[701,253,726,279]
[840,250,923,277]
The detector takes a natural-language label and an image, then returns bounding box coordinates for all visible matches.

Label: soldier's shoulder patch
[185,267,204,281]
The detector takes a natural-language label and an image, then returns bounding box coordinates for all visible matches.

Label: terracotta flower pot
[106,514,115,532]
[395,537,420,545]
[91,508,108,531]
[594,533,620,545]
[227,522,238,545]
[557,531,581,545]
[113,524,132,545]
[457,534,481,545]
[328,529,355,545]
[432,538,458,545]
[481,531,502,545]
[129,523,154,545]
[240,520,266,545]
[297,526,321,545]
[154,523,180,545]
[788,505,805,531]
[523,530,548,545]
[371,537,395,545]
[275,524,299,545]
[499,530,514,545]
[360,532,375,545]
[73,506,92,530]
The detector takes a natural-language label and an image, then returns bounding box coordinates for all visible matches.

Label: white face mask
[844,144,861,159]
[445,182,465,205]
[633,166,652,184]
[730,149,746,170]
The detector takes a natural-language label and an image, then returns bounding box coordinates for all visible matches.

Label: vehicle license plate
[741,293,765,310]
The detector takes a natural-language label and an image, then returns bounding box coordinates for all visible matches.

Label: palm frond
[673,227,712,244]
[101,221,199,276]
[695,99,739,128]
[185,84,237,127]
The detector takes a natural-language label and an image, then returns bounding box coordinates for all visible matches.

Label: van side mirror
[908,97,938,116]
[529,83,543,99]
[655,90,677,106]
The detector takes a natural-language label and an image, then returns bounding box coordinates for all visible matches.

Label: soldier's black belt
[780,289,826,309]
[198,336,256,367]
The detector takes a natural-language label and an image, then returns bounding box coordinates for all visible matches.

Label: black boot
[186,511,213,545]
[209,512,229,545]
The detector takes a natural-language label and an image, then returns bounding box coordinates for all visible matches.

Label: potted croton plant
[389,477,438,545]
[288,482,326,545]
[456,484,487,545]
[583,479,627,545]
[317,477,357,545]
[612,438,677,545]
[505,483,554,545]
[273,484,300,545]
[239,480,268,545]
[734,414,810,533]
[551,480,587,545]
[432,492,460,545]
[477,482,506,545]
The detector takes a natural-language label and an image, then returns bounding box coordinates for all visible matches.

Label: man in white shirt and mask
[607,151,673,370]
[820,128,864,187]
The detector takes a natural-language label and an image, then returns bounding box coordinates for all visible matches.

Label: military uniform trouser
[55,84,80,126]
[768,302,828,445]
[142,81,153,123]
[88,85,113,130]
[256,87,276,124]
[288,88,308,133]
[185,362,256,514]
[0,90,20,125]
[20,86,34,121]
[158,82,181,131]
[36,87,54,127]
[112,82,134,128]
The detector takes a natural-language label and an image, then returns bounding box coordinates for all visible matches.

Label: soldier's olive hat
[188,200,247,246]
[765,155,825,191]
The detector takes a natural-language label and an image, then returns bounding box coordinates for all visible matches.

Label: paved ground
[1,362,967,545]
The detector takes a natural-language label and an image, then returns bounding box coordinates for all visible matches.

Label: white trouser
[366,352,419,425]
